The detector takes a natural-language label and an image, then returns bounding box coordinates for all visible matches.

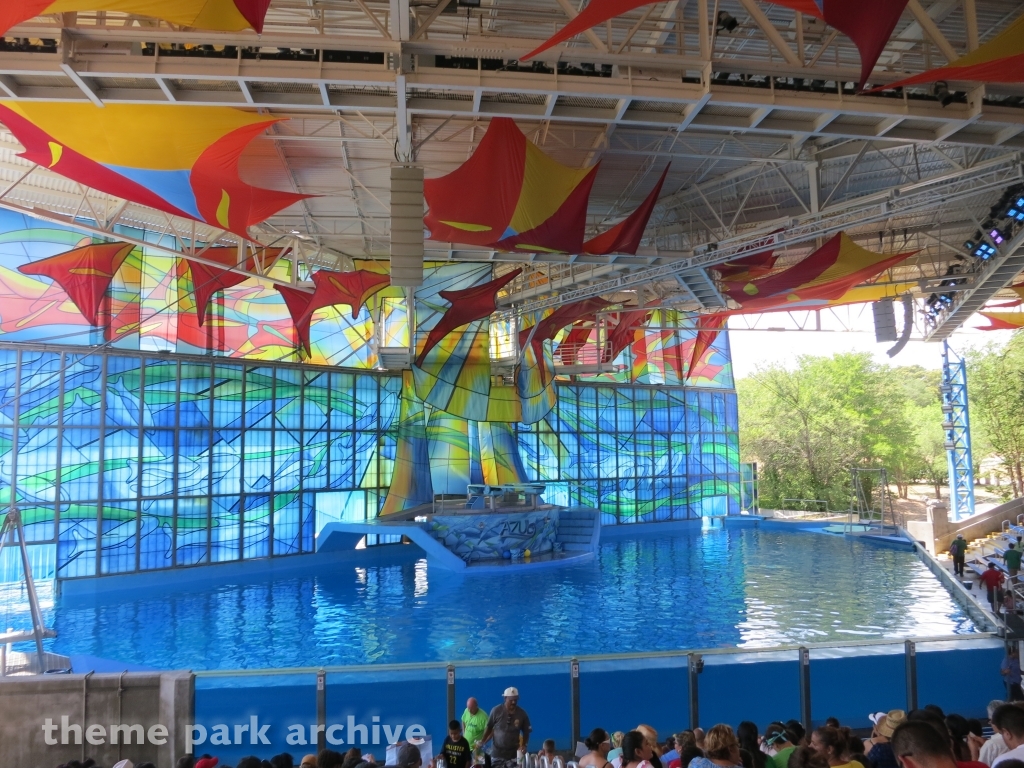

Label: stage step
[556,508,599,552]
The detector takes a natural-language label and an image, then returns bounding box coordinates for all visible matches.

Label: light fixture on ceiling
[716,11,738,32]
[933,80,955,107]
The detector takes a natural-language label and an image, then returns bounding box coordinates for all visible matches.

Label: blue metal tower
[941,341,975,521]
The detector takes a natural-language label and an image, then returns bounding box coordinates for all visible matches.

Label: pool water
[44,527,977,670]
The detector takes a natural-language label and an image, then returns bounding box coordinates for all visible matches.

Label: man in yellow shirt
[463,697,488,749]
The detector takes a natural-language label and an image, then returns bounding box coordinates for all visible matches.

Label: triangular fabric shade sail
[424,118,599,255]
[685,315,728,382]
[273,269,391,354]
[714,247,779,281]
[518,297,613,385]
[687,233,915,365]
[978,312,1024,330]
[583,164,670,256]
[521,0,907,91]
[602,307,655,364]
[0,102,309,238]
[721,233,914,312]
[275,285,316,355]
[879,12,1024,89]
[557,323,596,366]
[0,0,272,35]
[183,247,285,327]
[18,242,134,326]
[305,269,391,321]
[414,269,522,367]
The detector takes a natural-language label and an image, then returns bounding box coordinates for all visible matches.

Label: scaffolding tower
[941,341,975,521]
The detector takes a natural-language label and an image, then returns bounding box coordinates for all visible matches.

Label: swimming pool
[44,526,977,670]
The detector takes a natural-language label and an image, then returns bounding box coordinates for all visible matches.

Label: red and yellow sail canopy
[425,118,597,255]
[882,12,1024,89]
[1,0,271,35]
[0,102,308,237]
[521,0,907,90]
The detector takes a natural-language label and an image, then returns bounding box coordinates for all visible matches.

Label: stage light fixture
[933,80,954,107]
[972,242,997,260]
[1006,196,1024,221]
[716,11,738,32]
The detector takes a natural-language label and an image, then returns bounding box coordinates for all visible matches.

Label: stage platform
[317,504,602,571]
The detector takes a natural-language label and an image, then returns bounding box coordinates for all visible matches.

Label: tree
[738,353,946,509]
[965,333,1024,498]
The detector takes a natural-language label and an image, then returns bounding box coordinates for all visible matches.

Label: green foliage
[965,332,1024,498]
[738,353,945,510]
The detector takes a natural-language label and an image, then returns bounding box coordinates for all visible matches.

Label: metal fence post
[448,665,457,725]
[905,641,918,712]
[571,658,580,749]
[688,654,702,730]
[799,648,811,733]
[317,670,327,753]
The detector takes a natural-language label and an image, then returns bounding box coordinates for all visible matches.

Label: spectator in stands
[810,726,860,768]
[840,727,868,768]
[463,698,488,750]
[637,725,664,768]
[580,728,612,768]
[342,749,365,768]
[696,730,708,751]
[737,721,774,768]
[1006,544,1023,588]
[609,732,626,765]
[890,721,957,768]
[237,758,262,768]
[178,758,197,768]
[947,716,974,762]
[981,702,1009,765]
[663,735,682,766]
[765,723,798,768]
[538,740,559,766]
[790,747,830,768]
[949,536,967,578]
[396,744,424,768]
[788,723,808,748]
[445,720,473,768]
[301,756,318,768]
[272,755,295,768]
[689,725,744,768]
[826,721,841,730]
[480,686,532,768]
[669,732,700,768]
[992,704,1024,766]
[866,710,906,768]
[619,730,655,768]
[1003,648,1024,702]
[319,751,346,768]
[980,564,1005,610]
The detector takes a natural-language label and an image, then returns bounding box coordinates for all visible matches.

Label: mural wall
[0,208,742,579]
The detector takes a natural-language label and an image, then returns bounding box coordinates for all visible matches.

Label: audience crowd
[53,695,1024,768]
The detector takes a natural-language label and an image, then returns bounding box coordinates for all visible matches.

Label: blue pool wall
[193,639,1005,764]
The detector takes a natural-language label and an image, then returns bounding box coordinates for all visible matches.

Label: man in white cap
[479,687,532,768]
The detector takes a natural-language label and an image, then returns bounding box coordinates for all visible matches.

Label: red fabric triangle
[557,323,595,367]
[231,0,273,32]
[518,297,613,385]
[685,315,728,381]
[19,242,134,326]
[415,269,522,367]
[302,269,391,323]
[275,284,315,355]
[602,308,654,364]
[584,164,670,256]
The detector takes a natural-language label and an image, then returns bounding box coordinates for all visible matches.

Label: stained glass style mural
[0,210,742,581]
[518,383,741,524]
[0,345,400,578]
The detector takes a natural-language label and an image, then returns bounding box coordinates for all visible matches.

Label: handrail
[192,631,1000,678]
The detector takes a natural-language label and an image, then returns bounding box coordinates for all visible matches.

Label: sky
[726,303,1016,380]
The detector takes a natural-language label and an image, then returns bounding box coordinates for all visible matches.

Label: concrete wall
[0,671,192,768]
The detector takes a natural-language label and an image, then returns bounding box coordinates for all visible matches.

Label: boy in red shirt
[980,562,1005,610]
